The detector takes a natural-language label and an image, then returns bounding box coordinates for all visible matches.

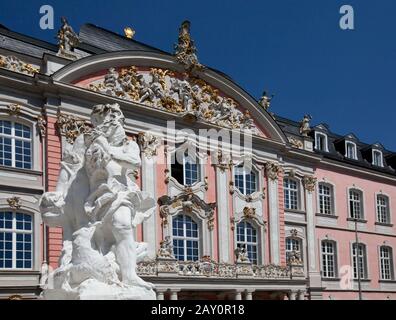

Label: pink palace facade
[0,20,396,300]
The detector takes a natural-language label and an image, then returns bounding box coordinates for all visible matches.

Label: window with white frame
[172,214,199,261]
[318,183,334,215]
[284,178,299,210]
[286,237,303,262]
[236,221,258,264]
[321,240,337,278]
[349,189,364,220]
[0,120,32,169]
[372,150,383,167]
[315,132,328,152]
[377,195,390,224]
[345,141,357,160]
[380,246,393,280]
[171,152,200,186]
[352,243,367,279]
[0,211,33,269]
[234,165,257,195]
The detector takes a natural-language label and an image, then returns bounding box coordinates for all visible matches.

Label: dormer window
[372,150,383,167]
[345,141,357,160]
[315,132,328,152]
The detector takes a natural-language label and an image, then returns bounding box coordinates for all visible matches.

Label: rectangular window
[315,133,327,152]
[380,247,393,280]
[346,142,357,160]
[372,150,383,167]
[377,195,390,224]
[284,179,299,210]
[319,184,333,215]
[0,120,32,169]
[352,243,367,279]
[0,211,33,269]
[322,241,336,278]
[349,190,363,220]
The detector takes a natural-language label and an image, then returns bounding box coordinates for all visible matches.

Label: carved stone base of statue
[42,280,156,300]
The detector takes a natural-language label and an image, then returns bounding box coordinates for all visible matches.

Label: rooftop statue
[39,103,156,300]
[57,17,79,57]
[258,91,274,111]
[299,114,312,137]
[174,20,203,72]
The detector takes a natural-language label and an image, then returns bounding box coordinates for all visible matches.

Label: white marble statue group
[39,103,156,300]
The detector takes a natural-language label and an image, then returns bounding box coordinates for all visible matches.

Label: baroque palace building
[0,18,395,300]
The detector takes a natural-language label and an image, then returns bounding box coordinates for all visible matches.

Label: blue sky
[1,0,395,150]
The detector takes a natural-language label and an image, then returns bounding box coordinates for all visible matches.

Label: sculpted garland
[86,67,257,133]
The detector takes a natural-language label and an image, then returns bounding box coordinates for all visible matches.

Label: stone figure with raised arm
[39,103,156,300]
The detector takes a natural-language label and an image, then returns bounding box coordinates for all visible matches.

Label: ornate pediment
[79,66,258,133]
[158,191,216,230]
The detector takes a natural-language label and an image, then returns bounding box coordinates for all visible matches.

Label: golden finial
[124,27,135,39]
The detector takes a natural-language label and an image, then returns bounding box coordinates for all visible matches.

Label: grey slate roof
[275,115,396,175]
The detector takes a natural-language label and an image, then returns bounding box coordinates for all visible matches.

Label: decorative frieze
[136,258,291,280]
[303,175,317,192]
[7,196,21,210]
[56,110,91,144]
[137,132,161,158]
[265,162,282,180]
[86,66,258,133]
[0,55,39,76]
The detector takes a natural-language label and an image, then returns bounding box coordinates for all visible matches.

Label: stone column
[216,165,231,263]
[266,162,281,264]
[138,133,160,259]
[234,290,243,300]
[156,289,166,300]
[289,291,297,300]
[170,289,180,300]
[245,290,254,300]
[298,290,306,300]
[303,175,322,291]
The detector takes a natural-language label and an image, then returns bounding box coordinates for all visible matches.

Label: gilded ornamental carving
[174,20,203,72]
[85,66,258,133]
[56,110,91,144]
[7,196,21,210]
[0,55,39,75]
[57,17,79,58]
[303,175,317,192]
[265,162,282,180]
[158,192,216,230]
[37,114,47,139]
[7,104,21,116]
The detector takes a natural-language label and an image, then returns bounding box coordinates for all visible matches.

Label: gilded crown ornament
[124,27,135,39]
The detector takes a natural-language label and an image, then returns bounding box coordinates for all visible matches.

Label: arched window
[321,240,337,278]
[380,246,394,280]
[315,132,328,152]
[377,195,390,224]
[318,183,334,215]
[352,243,367,279]
[349,189,364,220]
[286,237,303,262]
[171,152,200,186]
[172,215,199,261]
[0,211,33,269]
[234,165,257,195]
[284,178,299,210]
[236,221,258,264]
[0,120,32,169]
